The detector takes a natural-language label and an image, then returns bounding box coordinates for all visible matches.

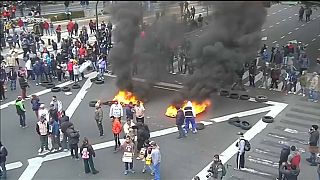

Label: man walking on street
[307,125,319,166]
[277,142,290,180]
[94,103,104,137]
[109,100,123,121]
[0,141,8,179]
[134,101,145,124]
[15,96,27,128]
[176,105,186,139]
[150,141,161,180]
[36,115,50,155]
[0,65,7,102]
[236,132,246,169]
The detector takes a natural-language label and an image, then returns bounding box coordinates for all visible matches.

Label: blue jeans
[19,112,26,127]
[309,89,318,101]
[10,80,16,90]
[177,125,186,138]
[0,161,6,178]
[99,68,105,80]
[153,163,160,180]
[184,117,197,133]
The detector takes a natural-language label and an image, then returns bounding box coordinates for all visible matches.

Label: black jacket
[280,164,300,180]
[176,109,185,126]
[18,76,29,89]
[309,130,319,146]
[8,70,17,80]
[66,128,80,145]
[0,69,7,82]
[279,146,290,163]
[0,144,8,163]
[80,144,95,158]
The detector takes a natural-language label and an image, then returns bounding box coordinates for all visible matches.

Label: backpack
[244,140,251,151]
[221,164,227,176]
[291,153,301,168]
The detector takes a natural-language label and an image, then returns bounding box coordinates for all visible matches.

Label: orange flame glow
[165,100,211,118]
[113,91,142,105]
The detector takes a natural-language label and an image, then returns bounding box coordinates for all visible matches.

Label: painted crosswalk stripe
[267,14,270,17]
[261,29,265,32]
[305,43,309,47]
[272,12,276,15]
[282,19,286,22]
[312,38,316,42]
[295,27,299,30]
[284,8,287,10]
[301,24,305,27]
[272,41,277,44]
[276,22,280,25]
[278,10,282,12]
[288,32,292,35]
[281,36,285,39]
[289,16,292,19]
[294,14,298,16]
[269,25,274,28]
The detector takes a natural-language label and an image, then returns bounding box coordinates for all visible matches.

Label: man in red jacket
[43,21,50,35]
[67,20,74,37]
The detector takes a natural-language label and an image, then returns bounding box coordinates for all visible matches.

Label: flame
[165,100,211,118]
[113,90,142,105]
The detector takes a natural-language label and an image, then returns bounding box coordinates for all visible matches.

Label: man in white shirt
[236,132,246,169]
[134,101,145,124]
[109,100,123,120]
[25,58,33,80]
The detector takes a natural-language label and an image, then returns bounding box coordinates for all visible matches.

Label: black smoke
[179,1,267,101]
[109,2,143,92]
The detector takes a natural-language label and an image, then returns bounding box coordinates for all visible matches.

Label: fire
[165,100,211,118]
[113,90,142,105]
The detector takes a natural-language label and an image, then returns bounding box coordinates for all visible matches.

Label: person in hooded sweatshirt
[277,143,291,180]
[0,141,8,179]
[176,105,186,139]
[183,101,197,134]
[279,163,300,180]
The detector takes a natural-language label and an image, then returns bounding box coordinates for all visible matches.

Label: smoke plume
[179,1,267,101]
[109,2,143,92]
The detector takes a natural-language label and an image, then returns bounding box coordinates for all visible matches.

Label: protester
[184,101,197,134]
[150,141,161,180]
[176,105,186,139]
[66,125,80,160]
[121,135,135,175]
[109,100,124,120]
[0,141,8,179]
[80,137,99,174]
[15,96,27,128]
[31,95,40,119]
[36,115,50,155]
[0,66,7,101]
[123,118,135,138]
[112,117,122,152]
[236,132,247,169]
[307,125,320,166]
[278,143,291,180]
[8,67,17,91]
[207,154,224,180]
[94,103,104,137]
[134,101,145,124]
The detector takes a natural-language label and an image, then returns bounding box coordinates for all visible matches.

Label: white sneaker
[288,91,292,94]
[36,83,39,86]
[293,92,296,95]
[303,94,306,97]
[298,93,302,96]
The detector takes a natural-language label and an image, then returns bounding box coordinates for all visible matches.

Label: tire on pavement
[229,93,239,99]
[61,86,71,92]
[220,89,229,97]
[240,121,252,130]
[228,117,240,125]
[72,84,81,89]
[240,94,250,100]
[102,101,114,106]
[233,120,241,127]
[41,81,49,87]
[262,116,274,123]
[255,95,268,103]
[51,87,61,92]
[89,100,98,107]
[196,122,205,130]
[95,80,104,84]
[46,83,55,89]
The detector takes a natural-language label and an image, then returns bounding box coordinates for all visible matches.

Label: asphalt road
[1,2,320,180]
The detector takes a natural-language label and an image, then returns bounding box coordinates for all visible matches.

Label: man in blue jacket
[50,119,61,152]
[33,61,43,86]
[176,105,186,139]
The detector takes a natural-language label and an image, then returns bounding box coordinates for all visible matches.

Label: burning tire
[262,116,274,123]
[95,80,104,84]
[196,122,205,130]
[229,93,239,99]
[255,95,268,103]
[240,121,252,130]
[220,89,229,97]
[62,86,71,92]
[228,117,240,125]
[89,100,98,107]
[46,83,55,89]
[51,87,61,92]
[240,94,250,100]
[72,84,81,89]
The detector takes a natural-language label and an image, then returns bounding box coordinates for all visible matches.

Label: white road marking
[153,86,179,92]
[289,16,292,19]
[301,24,305,27]
[0,80,75,110]
[281,36,285,39]
[261,29,265,32]
[272,41,277,44]
[194,101,288,179]
[288,32,292,35]
[318,34,320,37]
[276,22,280,25]
[312,18,316,20]
[269,25,274,28]
[18,100,276,180]
[278,10,282,12]
[284,8,287,10]
[6,161,23,170]
[295,27,299,30]
[318,15,320,17]
[282,19,286,22]
[312,38,316,42]
[272,12,276,15]
[305,43,309,47]
[267,14,270,17]
[261,37,267,41]
[318,49,320,51]
[19,72,97,180]
[307,21,310,24]
[294,14,298,16]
